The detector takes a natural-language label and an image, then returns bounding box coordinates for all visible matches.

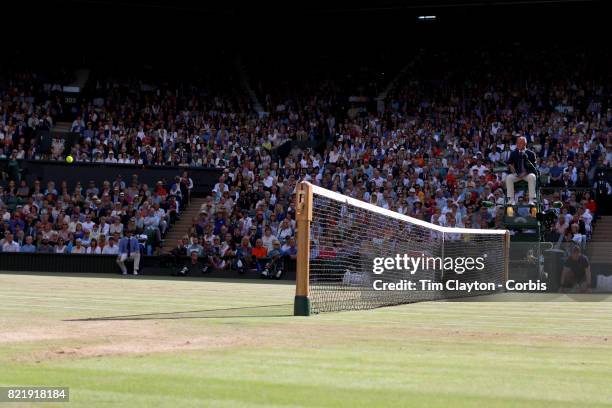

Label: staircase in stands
[587,216,612,282]
[160,197,207,254]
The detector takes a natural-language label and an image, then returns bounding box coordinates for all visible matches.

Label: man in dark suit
[505,136,537,205]
[560,245,591,293]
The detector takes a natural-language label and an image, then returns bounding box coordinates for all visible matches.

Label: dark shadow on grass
[0,270,295,285]
[66,303,294,321]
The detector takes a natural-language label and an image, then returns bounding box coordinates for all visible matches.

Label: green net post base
[294,296,311,316]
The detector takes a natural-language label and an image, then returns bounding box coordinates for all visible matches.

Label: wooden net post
[294,182,313,316]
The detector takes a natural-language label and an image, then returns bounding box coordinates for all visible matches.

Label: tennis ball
[66,155,74,163]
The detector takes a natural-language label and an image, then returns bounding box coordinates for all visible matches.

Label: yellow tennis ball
[66,155,74,163]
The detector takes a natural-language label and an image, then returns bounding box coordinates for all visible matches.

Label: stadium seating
[1,46,610,274]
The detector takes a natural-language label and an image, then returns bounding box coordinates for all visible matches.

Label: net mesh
[307,185,508,313]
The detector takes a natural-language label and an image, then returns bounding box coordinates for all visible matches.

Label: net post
[503,231,511,284]
[294,181,313,316]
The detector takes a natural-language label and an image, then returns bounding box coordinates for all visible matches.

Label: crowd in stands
[1,46,611,272]
[167,175,299,277]
[0,172,191,257]
[172,47,610,272]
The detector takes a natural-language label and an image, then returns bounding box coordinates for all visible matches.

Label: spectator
[261,239,283,279]
[55,238,68,253]
[235,237,253,274]
[20,236,36,253]
[165,238,188,267]
[261,227,275,253]
[144,208,162,244]
[2,233,20,252]
[277,219,293,242]
[175,249,208,276]
[37,238,54,253]
[86,238,102,254]
[72,239,86,254]
[187,237,204,257]
[251,238,268,274]
[102,236,119,255]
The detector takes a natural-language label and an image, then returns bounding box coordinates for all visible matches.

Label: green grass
[1,273,612,408]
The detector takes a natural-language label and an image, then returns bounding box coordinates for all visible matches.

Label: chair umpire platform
[503,177,543,243]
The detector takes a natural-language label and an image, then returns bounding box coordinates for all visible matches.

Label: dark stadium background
[5,0,608,68]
